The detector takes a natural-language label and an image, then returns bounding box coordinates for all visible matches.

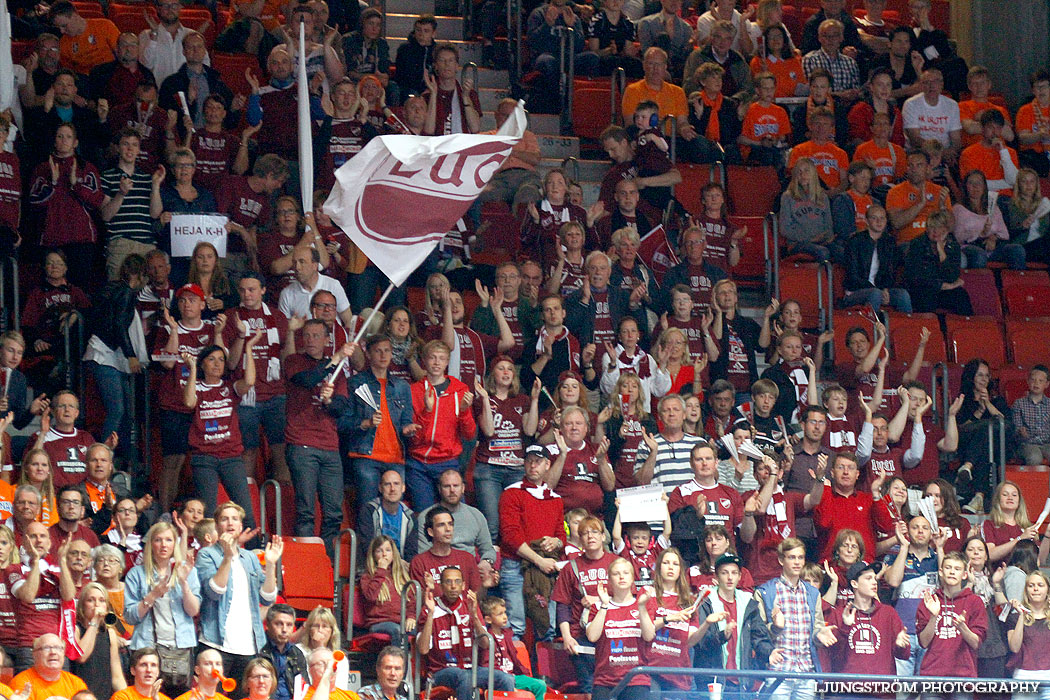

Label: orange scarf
[703,92,724,142]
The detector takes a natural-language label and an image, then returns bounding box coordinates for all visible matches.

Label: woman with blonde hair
[596,372,659,490]
[18,448,57,526]
[1007,570,1050,690]
[297,606,349,688]
[657,326,708,404]
[358,535,416,647]
[779,157,835,261]
[1006,166,1050,265]
[982,480,1038,563]
[187,241,237,318]
[123,521,202,693]
[72,582,127,700]
[0,526,19,660]
[710,279,762,403]
[243,657,278,700]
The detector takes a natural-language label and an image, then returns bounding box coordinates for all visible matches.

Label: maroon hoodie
[915,587,987,677]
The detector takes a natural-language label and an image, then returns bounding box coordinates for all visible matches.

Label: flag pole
[326,281,396,383]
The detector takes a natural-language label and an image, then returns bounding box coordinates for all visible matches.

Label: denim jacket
[332,369,413,457]
[195,545,275,652]
[123,564,202,650]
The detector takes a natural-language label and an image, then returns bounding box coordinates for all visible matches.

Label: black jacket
[564,285,646,346]
[259,641,308,700]
[159,65,237,132]
[694,594,774,674]
[844,230,903,292]
[23,105,109,169]
[91,281,139,361]
[393,34,435,97]
[904,233,962,290]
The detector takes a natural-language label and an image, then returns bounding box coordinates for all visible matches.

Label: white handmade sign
[171,213,229,257]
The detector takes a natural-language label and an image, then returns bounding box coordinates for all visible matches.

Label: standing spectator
[49,1,119,76]
[915,551,987,679]
[635,394,705,492]
[813,451,878,561]
[882,515,941,675]
[343,9,395,104]
[902,69,962,160]
[422,44,481,135]
[660,227,727,316]
[278,248,354,328]
[196,503,283,684]
[155,149,217,284]
[958,66,1013,149]
[184,96,253,193]
[710,280,761,400]
[902,0,967,95]
[824,561,911,673]
[847,68,906,149]
[637,0,691,81]
[585,558,647,700]
[8,523,64,673]
[72,582,128,700]
[23,70,110,171]
[357,470,417,561]
[666,441,747,564]
[696,0,756,55]
[394,15,436,98]
[545,408,613,516]
[980,480,1037,564]
[158,33,235,130]
[139,0,205,86]
[334,333,418,527]
[800,0,864,56]
[100,129,161,280]
[20,34,63,109]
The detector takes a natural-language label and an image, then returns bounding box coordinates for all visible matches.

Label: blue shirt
[381,507,403,542]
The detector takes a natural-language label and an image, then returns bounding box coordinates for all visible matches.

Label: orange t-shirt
[11,669,87,700]
[621,80,688,136]
[750,54,805,99]
[0,479,13,523]
[742,102,792,142]
[303,688,359,700]
[958,100,1010,148]
[788,140,848,190]
[853,140,907,186]
[1016,101,1050,154]
[174,690,231,700]
[847,190,873,231]
[113,687,172,700]
[959,142,1019,195]
[60,17,119,74]
[369,378,403,465]
[885,180,950,243]
[38,495,58,527]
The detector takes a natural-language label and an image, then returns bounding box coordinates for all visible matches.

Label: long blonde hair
[652,547,695,608]
[142,522,184,586]
[302,605,342,651]
[1021,571,1050,629]
[786,158,828,205]
[989,480,1033,529]
[365,536,410,604]
[1013,167,1044,215]
[18,448,56,521]
[0,526,18,566]
[76,582,112,625]
[610,373,649,420]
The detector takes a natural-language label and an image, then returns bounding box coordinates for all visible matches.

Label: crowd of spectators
[1,0,1050,698]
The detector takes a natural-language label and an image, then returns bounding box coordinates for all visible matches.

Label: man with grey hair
[80,442,151,524]
[9,485,42,540]
[358,646,410,700]
[802,18,861,101]
[565,250,648,348]
[635,394,704,491]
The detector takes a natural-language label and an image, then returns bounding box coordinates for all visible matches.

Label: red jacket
[409,376,476,463]
[28,155,104,246]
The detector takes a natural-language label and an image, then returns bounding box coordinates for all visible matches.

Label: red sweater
[498,480,566,560]
[409,377,477,463]
[358,568,414,627]
[813,485,876,563]
[916,587,987,677]
[825,601,910,674]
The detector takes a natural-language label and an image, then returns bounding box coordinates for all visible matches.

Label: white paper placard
[616,484,669,523]
[170,213,229,258]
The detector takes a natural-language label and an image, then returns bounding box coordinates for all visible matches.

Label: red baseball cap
[176,283,206,301]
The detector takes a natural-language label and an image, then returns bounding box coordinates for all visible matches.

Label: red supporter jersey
[188,380,244,458]
[590,290,616,347]
[552,441,605,515]
[643,593,699,689]
[825,601,908,674]
[693,212,732,271]
[283,353,346,452]
[593,602,649,689]
[8,557,62,646]
[473,394,530,467]
[215,176,270,253]
[0,151,21,230]
[813,486,876,562]
[418,595,475,674]
[551,551,618,639]
[822,411,859,452]
[318,119,376,189]
[667,314,707,358]
[668,481,744,533]
[152,321,215,413]
[190,130,238,191]
[0,563,17,646]
[32,428,95,488]
[222,305,288,402]
[409,549,481,592]
[743,489,807,584]
[256,232,298,291]
[613,536,666,589]
[425,326,497,388]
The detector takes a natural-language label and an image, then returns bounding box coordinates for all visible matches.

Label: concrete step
[388,37,483,63]
[477,68,509,89]
[386,13,463,41]
[480,110,561,135]
[538,134,580,159]
[580,181,601,207]
[538,156,608,182]
[479,86,510,111]
[384,0,435,15]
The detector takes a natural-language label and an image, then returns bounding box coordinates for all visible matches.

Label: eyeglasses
[35,645,64,653]
[116,507,137,515]
[312,303,337,310]
[59,498,83,506]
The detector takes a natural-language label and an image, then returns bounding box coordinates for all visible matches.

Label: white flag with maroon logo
[323,102,527,287]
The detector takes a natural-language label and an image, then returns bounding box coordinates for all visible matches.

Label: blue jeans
[191,453,257,530]
[368,621,404,648]
[769,678,816,700]
[405,457,460,512]
[353,458,403,528]
[431,666,513,700]
[474,461,524,542]
[89,361,134,456]
[287,445,343,548]
[347,265,407,314]
[500,557,527,638]
[962,242,1026,270]
[840,287,913,313]
[894,631,926,676]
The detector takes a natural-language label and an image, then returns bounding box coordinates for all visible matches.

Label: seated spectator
[394,15,436,98]
[138,0,202,88]
[749,24,805,99]
[409,505,481,591]
[904,209,972,314]
[479,596,547,698]
[800,0,864,56]
[832,161,874,240]
[779,157,836,261]
[903,69,962,162]
[660,226,727,316]
[870,26,923,101]
[789,107,849,193]
[49,1,119,76]
[853,112,908,190]
[621,48,690,148]
[738,72,792,167]
[886,150,951,248]
[546,222,588,297]
[1005,167,1050,265]
[923,479,970,552]
[959,109,1019,196]
[525,0,586,113]
[695,0,757,56]
[637,0,692,81]
[70,581,126,699]
[802,19,861,105]
[13,633,88,700]
[578,0,641,79]
[847,68,906,149]
[855,0,896,52]
[915,551,987,677]
[683,20,753,101]
[359,535,416,648]
[953,169,1024,270]
[414,470,496,580]
[790,68,846,146]
[1015,70,1050,177]
[158,32,236,132]
[682,62,743,165]
[49,484,101,549]
[186,241,238,319]
[842,204,912,312]
[20,33,63,110]
[87,32,155,110]
[214,0,283,57]
[958,66,1014,149]
[257,604,307,700]
[598,125,681,213]
[258,197,329,292]
[902,0,968,95]
[954,358,1014,507]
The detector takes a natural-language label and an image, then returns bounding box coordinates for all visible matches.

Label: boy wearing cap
[498,443,566,639]
[696,553,774,685]
[824,561,911,673]
[152,283,221,512]
[882,514,944,676]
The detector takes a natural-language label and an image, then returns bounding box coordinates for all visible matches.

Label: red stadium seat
[11,40,33,64]
[999,364,1034,406]
[280,537,335,614]
[1001,269,1050,291]
[112,10,150,34]
[945,315,1006,369]
[675,162,722,215]
[1004,284,1050,317]
[74,1,105,17]
[960,269,1002,319]
[1006,317,1050,367]
[727,214,767,287]
[535,642,582,694]
[571,86,612,141]
[777,262,824,329]
[780,6,803,40]
[885,312,946,364]
[726,164,780,216]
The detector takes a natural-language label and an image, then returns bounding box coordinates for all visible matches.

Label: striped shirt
[634,433,704,492]
[101,167,155,244]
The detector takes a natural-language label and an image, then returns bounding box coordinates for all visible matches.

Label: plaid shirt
[771,576,815,672]
[1013,395,1050,444]
[802,49,861,92]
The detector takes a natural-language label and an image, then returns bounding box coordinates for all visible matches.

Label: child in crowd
[479,596,547,700]
[611,505,672,589]
[736,378,787,453]
[739,72,792,167]
[1012,364,1050,467]
[630,101,670,155]
[916,550,988,679]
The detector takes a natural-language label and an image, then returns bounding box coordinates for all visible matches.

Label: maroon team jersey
[684,264,717,314]
[550,259,585,298]
[409,549,481,592]
[318,118,376,189]
[644,593,699,689]
[424,326,497,388]
[551,551,618,638]
[8,557,62,646]
[152,321,215,413]
[693,212,732,271]
[497,298,524,359]
[668,481,744,533]
[222,305,289,403]
[190,129,239,191]
[590,289,616,347]
[32,428,95,488]
[215,176,271,253]
[667,315,707,358]
[473,394,530,467]
[593,602,649,689]
[109,103,167,170]
[417,596,476,674]
[188,379,244,458]
[0,563,17,646]
[257,231,299,291]
[553,441,604,515]
[0,151,21,230]
[283,353,346,452]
